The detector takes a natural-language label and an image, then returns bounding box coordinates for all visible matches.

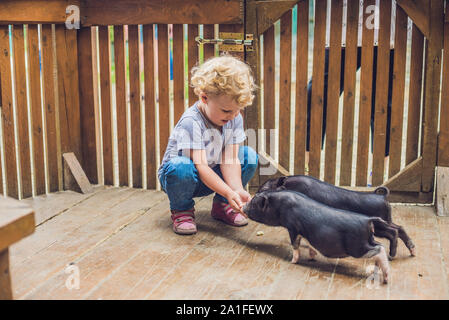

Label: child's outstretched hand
[225,190,245,214]
[232,188,252,217]
[235,188,252,204]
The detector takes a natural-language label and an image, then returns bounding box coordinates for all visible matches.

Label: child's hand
[235,188,252,205]
[225,190,244,214]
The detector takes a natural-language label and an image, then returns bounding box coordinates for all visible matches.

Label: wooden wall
[0,0,245,198]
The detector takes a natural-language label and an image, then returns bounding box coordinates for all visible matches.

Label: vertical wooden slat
[372,0,392,186]
[294,0,309,175]
[278,10,292,172]
[388,5,408,178]
[323,0,343,184]
[0,131,2,194]
[438,11,449,167]
[91,27,101,186]
[41,24,58,193]
[420,38,428,160]
[12,25,32,198]
[356,0,375,186]
[143,24,157,189]
[173,24,185,124]
[114,25,128,186]
[28,25,45,195]
[128,25,142,188]
[55,26,82,161]
[406,24,424,165]
[309,0,327,178]
[0,25,19,198]
[421,0,444,192]
[187,25,199,106]
[78,27,98,184]
[157,24,170,162]
[264,25,275,158]
[0,118,2,195]
[99,26,113,185]
[339,0,359,186]
[245,1,260,190]
[216,24,245,148]
[203,24,215,61]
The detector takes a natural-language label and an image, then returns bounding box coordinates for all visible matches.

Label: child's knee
[239,146,258,170]
[164,156,197,183]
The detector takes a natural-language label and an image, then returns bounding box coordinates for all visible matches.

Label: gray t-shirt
[158,101,246,177]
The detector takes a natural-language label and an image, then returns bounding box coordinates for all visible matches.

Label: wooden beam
[245,0,262,190]
[77,27,98,184]
[421,0,444,192]
[0,249,12,300]
[55,26,82,161]
[80,0,243,26]
[343,186,432,204]
[0,197,35,252]
[383,157,422,192]
[0,197,34,300]
[436,166,449,216]
[0,25,19,199]
[396,0,430,38]
[63,152,94,194]
[0,0,242,25]
[438,14,449,167]
[388,191,433,204]
[0,0,80,24]
[255,0,299,36]
[256,150,290,190]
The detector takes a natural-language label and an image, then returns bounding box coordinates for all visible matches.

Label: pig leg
[297,236,317,261]
[373,220,399,259]
[363,245,390,284]
[373,246,390,284]
[289,231,302,264]
[390,222,415,256]
[308,247,317,261]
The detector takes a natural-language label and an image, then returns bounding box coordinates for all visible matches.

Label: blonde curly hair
[190,54,256,107]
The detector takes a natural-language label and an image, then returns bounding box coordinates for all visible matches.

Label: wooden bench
[0,197,35,300]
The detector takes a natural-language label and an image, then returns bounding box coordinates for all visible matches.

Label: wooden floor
[9,186,449,300]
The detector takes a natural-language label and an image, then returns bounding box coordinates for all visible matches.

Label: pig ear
[276,176,287,188]
[260,194,269,211]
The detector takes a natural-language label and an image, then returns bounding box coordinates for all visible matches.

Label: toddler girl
[158,54,258,235]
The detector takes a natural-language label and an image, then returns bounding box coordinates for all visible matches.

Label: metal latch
[195,33,254,52]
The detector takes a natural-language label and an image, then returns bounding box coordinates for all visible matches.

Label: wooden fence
[0,0,448,203]
[259,0,426,186]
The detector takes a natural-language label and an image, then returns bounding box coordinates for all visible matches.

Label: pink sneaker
[211,201,248,227]
[171,208,197,235]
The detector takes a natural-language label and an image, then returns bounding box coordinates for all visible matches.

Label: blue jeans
[159,146,259,211]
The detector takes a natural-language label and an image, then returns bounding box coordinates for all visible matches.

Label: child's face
[200,94,243,127]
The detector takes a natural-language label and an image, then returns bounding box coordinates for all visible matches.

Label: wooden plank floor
[8,186,449,300]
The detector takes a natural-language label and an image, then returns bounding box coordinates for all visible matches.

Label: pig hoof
[291,250,300,264]
[388,255,394,261]
[308,254,317,261]
[407,241,416,256]
[308,248,318,260]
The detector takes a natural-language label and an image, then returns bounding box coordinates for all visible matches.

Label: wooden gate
[0,0,447,204]
[246,0,447,203]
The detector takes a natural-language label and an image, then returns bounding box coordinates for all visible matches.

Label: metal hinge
[195,33,254,52]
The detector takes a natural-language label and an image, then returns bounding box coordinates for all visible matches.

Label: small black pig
[257,175,415,258]
[243,190,390,284]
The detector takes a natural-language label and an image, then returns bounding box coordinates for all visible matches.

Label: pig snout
[242,203,249,214]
